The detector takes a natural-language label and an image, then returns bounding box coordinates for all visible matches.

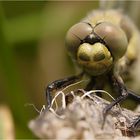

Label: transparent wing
[99,0,126,10]
[99,0,140,28]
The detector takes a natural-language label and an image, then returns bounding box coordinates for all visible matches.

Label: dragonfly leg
[46,72,84,108]
[102,75,140,132]
[127,89,140,102]
[102,89,129,122]
[102,75,129,127]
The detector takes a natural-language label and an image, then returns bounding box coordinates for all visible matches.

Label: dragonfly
[46,1,140,133]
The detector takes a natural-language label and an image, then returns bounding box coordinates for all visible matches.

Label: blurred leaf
[0,3,34,138]
[3,13,42,44]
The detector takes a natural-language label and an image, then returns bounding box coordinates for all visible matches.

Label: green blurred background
[1,1,140,138]
[0,1,99,138]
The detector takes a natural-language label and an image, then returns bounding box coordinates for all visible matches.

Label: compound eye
[94,22,128,60]
[65,22,92,59]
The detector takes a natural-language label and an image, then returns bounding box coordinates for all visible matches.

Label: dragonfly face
[46,9,140,133]
[66,12,128,76]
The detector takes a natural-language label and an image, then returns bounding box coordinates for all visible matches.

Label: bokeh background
[0,1,140,139]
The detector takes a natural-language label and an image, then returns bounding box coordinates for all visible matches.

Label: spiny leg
[128,89,140,102]
[46,72,84,107]
[102,75,140,132]
[103,75,128,116]
[102,87,128,128]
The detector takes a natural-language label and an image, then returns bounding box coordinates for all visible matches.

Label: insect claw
[101,109,107,129]
[102,103,113,129]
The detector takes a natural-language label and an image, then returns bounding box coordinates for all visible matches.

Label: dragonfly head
[66,22,128,76]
